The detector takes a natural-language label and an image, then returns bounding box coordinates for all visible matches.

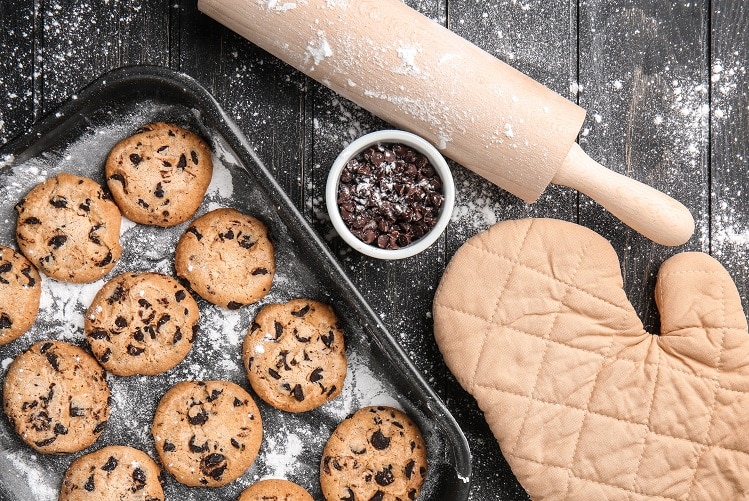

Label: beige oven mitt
[433,218,749,500]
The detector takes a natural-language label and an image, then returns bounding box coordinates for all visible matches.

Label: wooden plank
[40,0,171,114]
[444,1,578,499]
[0,1,36,146]
[180,2,307,205]
[711,1,749,309]
[577,1,710,329]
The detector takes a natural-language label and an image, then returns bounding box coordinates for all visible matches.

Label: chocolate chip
[173,327,182,344]
[371,430,391,450]
[370,491,385,501]
[157,145,169,153]
[291,304,310,317]
[49,195,68,208]
[251,268,268,276]
[100,348,111,363]
[115,316,128,328]
[273,321,283,340]
[133,329,145,342]
[0,263,12,275]
[405,459,416,479]
[162,440,176,452]
[109,173,127,193]
[201,453,227,480]
[321,330,334,347]
[127,345,145,356]
[78,199,91,212]
[45,352,60,371]
[48,235,67,249]
[408,488,418,500]
[186,226,202,240]
[138,298,151,309]
[129,153,142,165]
[189,435,208,453]
[0,313,11,330]
[291,384,304,401]
[89,329,110,341]
[97,251,113,267]
[375,465,395,486]
[83,474,95,491]
[268,368,281,380]
[35,436,57,447]
[175,289,186,302]
[154,182,164,198]
[293,329,310,342]
[341,488,354,501]
[238,235,255,249]
[23,216,41,225]
[188,408,209,425]
[70,403,86,417]
[176,154,187,170]
[227,301,243,310]
[191,150,199,165]
[137,198,150,208]
[101,456,118,471]
[206,388,223,402]
[132,467,146,490]
[21,266,35,287]
[231,438,241,449]
[156,314,171,332]
[31,411,51,431]
[88,226,102,245]
[309,367,324,382]
[94,421,108,434]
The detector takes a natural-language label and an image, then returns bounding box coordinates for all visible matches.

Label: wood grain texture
[1,1,748,500]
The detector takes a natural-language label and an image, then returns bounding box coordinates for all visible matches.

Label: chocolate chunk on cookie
[105,122,213,227]
[320,406,428,501]
[59,445,165,501]
[0,245,41,345]
[243,299,346,412]
[15,173,122,283]
[151,380,263,487]
[3,340,110,453]
[175,208,275,308]
[238,478,314,501]
[85,272,199,376]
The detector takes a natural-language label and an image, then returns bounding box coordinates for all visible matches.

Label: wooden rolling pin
[198,0,695,246]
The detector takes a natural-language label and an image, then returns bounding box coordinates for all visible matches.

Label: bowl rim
[325,129,455,260]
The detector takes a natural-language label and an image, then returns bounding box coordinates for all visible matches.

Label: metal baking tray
[0,66,471,500]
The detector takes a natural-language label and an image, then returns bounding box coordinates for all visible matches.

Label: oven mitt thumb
[433,218,749,500]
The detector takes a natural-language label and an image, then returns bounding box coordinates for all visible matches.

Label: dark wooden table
[1,1,747,499]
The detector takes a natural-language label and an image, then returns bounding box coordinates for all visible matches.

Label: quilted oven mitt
[433,218,749,500]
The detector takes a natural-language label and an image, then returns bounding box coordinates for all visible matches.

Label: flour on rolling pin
[198,0,694,245]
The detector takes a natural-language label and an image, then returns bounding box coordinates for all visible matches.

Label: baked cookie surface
[85,272,199,376]
[59,445,164,501]
[2,340,110,453]
[243,299,346,412]
[105,122,213,227]
[175,208,275,308]
[15,173,122,283]
[320,406,428,501]
[0,244,41,345]
[151,380,263,487]
[238,478,314,501]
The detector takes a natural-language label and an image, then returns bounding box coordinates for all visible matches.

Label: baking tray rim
[0,64,472,500]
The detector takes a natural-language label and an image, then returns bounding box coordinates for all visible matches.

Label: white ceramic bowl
[326,130,455,260]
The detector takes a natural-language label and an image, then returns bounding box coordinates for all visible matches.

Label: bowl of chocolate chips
[326,130,455,259]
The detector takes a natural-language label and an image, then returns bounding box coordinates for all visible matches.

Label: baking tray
[0,65,471,500]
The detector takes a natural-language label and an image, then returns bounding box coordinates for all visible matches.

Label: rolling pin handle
[553,143,695,246]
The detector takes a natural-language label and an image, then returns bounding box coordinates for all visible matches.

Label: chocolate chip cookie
[15,173,122,283]
[243,299,346,413]
[59,445,165,501]
[174,208,275,309]
[151,380,263,487]
[105,122,213,227]
[320,406,428,501]
[85,272,199,376]
[0,244,41,345]
[3,340,110,453]
[238,478,314,501]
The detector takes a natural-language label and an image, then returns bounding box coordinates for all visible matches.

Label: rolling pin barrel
[198,0,694,246]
